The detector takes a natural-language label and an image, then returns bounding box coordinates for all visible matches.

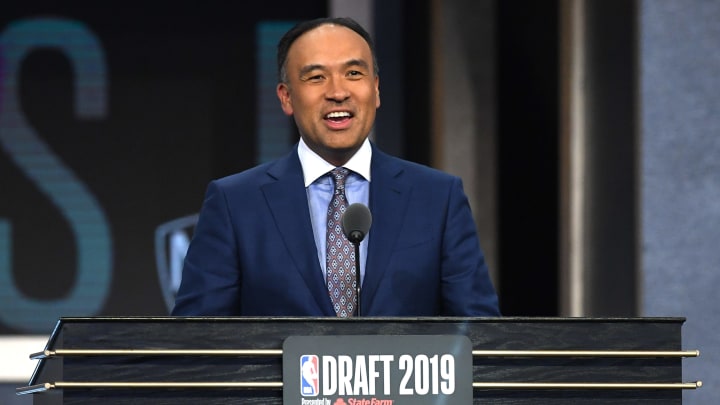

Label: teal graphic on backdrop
[0,16,297,332]
[0,18,112,333]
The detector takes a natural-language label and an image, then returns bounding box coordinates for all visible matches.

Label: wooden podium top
[21,317,695,404]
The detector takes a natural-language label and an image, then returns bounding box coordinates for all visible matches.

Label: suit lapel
[261,148,335,315]
[362,148,411,310]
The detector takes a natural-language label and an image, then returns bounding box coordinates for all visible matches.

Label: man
[172,17,499,317]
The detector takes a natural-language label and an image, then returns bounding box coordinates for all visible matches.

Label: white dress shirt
[298,137,371,283]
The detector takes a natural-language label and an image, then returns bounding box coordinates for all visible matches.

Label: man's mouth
[325,111,353,122]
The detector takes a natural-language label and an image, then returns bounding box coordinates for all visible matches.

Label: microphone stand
[346,229,364,317]
[343,203,371,317]
[351,240,361,316]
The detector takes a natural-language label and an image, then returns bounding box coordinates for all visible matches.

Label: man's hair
[277,17,380,84]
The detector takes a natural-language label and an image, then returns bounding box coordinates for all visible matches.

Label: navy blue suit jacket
[172,144,499,316]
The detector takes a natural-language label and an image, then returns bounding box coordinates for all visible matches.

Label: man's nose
[325,77,350,102]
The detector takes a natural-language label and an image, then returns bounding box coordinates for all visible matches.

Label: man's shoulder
[374,148,459,184]
[214,161,275,187]
[213,148,299,189]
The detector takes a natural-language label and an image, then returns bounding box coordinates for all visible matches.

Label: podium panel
[18,317,698,404]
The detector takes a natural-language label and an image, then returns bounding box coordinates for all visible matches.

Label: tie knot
[330,167,349,188]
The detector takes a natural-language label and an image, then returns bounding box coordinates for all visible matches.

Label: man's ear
[277,83,294,116]
[375,76,381,108]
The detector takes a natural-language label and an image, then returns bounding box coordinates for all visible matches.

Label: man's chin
[320,144,364,166]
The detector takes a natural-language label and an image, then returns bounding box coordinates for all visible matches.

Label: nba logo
[300,355,319,396]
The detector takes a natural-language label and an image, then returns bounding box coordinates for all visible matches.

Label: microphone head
[342,203,372,244]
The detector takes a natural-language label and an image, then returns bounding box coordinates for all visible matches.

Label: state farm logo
[334,399,393,405]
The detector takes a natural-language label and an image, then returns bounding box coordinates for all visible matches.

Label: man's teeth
[326,112,351,119]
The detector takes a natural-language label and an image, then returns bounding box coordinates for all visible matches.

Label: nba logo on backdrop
[300,355,319,396]
[154,214,198,313]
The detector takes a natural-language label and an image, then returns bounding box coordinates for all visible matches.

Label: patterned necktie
[326,167,357,317]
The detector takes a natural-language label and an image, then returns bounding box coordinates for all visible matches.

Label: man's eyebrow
[298,59,371,77]
[299,64,325,77]
[345,59,370,70]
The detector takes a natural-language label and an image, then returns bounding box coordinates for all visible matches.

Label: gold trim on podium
[473,381,703,390]
[31,348,699,360]
[20,347,702,396]
[471,349,699,358]
[31,349,283,359]
[17,380,702,395]
[17,381,283,395]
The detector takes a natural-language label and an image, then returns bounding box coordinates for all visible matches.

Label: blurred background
[1,0,717,403]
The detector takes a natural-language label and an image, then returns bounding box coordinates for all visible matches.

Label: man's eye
[303,75,324,82]
[348,70,362,77]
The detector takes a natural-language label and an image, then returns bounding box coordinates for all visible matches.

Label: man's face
[277,24,380,166]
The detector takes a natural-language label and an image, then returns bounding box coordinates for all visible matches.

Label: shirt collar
[298,137,372,187]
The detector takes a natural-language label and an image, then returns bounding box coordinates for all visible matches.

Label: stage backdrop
[0,2,325,334]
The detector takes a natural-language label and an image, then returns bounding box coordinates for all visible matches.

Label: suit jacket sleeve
[440,176,500,316]
[171,181,241,316]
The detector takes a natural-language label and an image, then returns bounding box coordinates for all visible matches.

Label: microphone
[342,203,372,244]
[341,203,372,316]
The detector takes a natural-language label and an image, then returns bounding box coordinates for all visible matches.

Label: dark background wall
[495,1,560,316]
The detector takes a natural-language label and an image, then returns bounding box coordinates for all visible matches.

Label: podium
[18,317,699,404]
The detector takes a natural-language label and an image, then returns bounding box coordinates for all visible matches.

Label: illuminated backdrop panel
[0,2,325,334]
